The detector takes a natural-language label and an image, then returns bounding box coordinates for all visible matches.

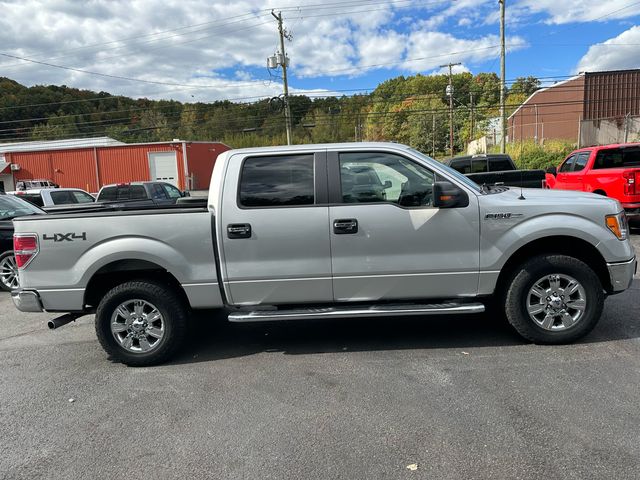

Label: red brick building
[507,69,640,144]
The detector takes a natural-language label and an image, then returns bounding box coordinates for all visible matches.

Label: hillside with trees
[1,74,542,158]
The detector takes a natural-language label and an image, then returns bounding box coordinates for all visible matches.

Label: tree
[509,76,540,97]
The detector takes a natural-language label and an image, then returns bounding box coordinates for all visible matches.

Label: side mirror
[433,181,469,208]
[546,166,557,176]
[182,190,191,197]
[383,180,392,189]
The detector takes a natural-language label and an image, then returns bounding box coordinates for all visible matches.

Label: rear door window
[98,187,117,201]
[449,159,471,174]
[49,191,77,205]
[239,155,315,207]
[489,157,513,171]
[129,185,147,200]
[471,158,488,173]
[72,191,95,203]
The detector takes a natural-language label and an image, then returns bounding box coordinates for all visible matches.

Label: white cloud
[575,25,640,73]
[515,0,640,24]
[356,31,407,70]
[0,0,531,102]
[0,0,420,99]
[402,31,527,72]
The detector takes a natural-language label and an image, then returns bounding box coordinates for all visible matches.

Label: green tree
[509,76,540,97]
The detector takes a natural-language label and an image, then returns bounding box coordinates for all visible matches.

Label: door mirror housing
[432,181,469,208]
[182,190,191,197]
[546,166,557,176]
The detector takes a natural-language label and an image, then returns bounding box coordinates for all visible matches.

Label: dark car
[96,182,188,206]
[443,154,546,188]
[0,195,45,291]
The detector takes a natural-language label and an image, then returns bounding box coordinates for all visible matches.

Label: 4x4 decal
[43,232,87,242]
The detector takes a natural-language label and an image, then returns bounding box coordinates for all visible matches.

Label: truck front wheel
[95,280,188,366]
[504,255,604,344]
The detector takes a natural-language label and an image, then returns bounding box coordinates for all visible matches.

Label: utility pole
[432,113,436,157]
[469,92,475,145]
[440,62,461,158]
[271,11,293,145]
[499,0,506,153]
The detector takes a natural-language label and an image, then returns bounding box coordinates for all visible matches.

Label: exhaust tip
[47,320,57,330]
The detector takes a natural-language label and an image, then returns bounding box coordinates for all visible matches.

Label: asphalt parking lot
[1,236,638,480]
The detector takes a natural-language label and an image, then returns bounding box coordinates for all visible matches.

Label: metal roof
[0,137,124,154]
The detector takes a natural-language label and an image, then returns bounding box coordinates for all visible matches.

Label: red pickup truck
[545,143,640,224]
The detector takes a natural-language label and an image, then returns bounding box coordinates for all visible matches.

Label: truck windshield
[407,148,482,193]
[0,195,45,220]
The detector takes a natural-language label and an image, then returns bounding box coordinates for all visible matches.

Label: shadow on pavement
[168,295,639,365]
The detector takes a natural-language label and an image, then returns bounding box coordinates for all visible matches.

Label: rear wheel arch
[593,189,607,196]
[495,236,611,297]
[84,259,189,310]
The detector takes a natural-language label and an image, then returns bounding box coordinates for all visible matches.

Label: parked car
[11,142,636,366]
[96,181,189,205]
[443,154,546,188]
[0,194,45,291]
[15,179,59,191]
[8,188,95,208]
[545,143,640,224]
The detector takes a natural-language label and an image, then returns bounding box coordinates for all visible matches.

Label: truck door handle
[333,219,358,234]
[227,223,252,239]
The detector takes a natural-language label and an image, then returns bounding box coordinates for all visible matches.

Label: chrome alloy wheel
[526,274,587,331]
[0,255,19,290]
[110,299,165,353]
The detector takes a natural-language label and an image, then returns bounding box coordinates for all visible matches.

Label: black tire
[95,280,188,366]
[0,251,19,292]
[504,255,604,344]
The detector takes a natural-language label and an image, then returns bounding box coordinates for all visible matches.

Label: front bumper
[11,290,45,313]
[607,257,637,292]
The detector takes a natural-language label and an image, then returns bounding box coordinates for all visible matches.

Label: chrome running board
[228,302,485,322]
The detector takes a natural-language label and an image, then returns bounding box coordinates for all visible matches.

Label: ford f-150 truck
[11,143,636,366]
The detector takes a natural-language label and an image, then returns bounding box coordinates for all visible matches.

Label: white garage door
[148,152,179,187]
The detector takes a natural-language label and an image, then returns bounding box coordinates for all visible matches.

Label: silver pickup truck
[11,142,636,366]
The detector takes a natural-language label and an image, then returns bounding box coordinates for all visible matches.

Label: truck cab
[546,143,640,223]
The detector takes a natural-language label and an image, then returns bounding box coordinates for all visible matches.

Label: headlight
[605,212,628,240]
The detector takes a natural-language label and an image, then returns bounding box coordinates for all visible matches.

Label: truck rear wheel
[95,280,188,366]
[504,255,604,344]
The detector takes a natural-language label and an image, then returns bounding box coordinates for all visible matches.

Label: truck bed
[13,205,222,312]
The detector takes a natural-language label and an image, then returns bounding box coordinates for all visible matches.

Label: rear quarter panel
[13,210,222,310]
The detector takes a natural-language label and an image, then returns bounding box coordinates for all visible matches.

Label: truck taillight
[13,234,39,269]
[623,171,638,195]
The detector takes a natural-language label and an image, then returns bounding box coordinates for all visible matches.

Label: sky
[0,0,639,103]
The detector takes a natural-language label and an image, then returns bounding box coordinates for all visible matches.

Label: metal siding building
[583,70,640,120]
[507,69,640,144]
[1,139,230,192]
